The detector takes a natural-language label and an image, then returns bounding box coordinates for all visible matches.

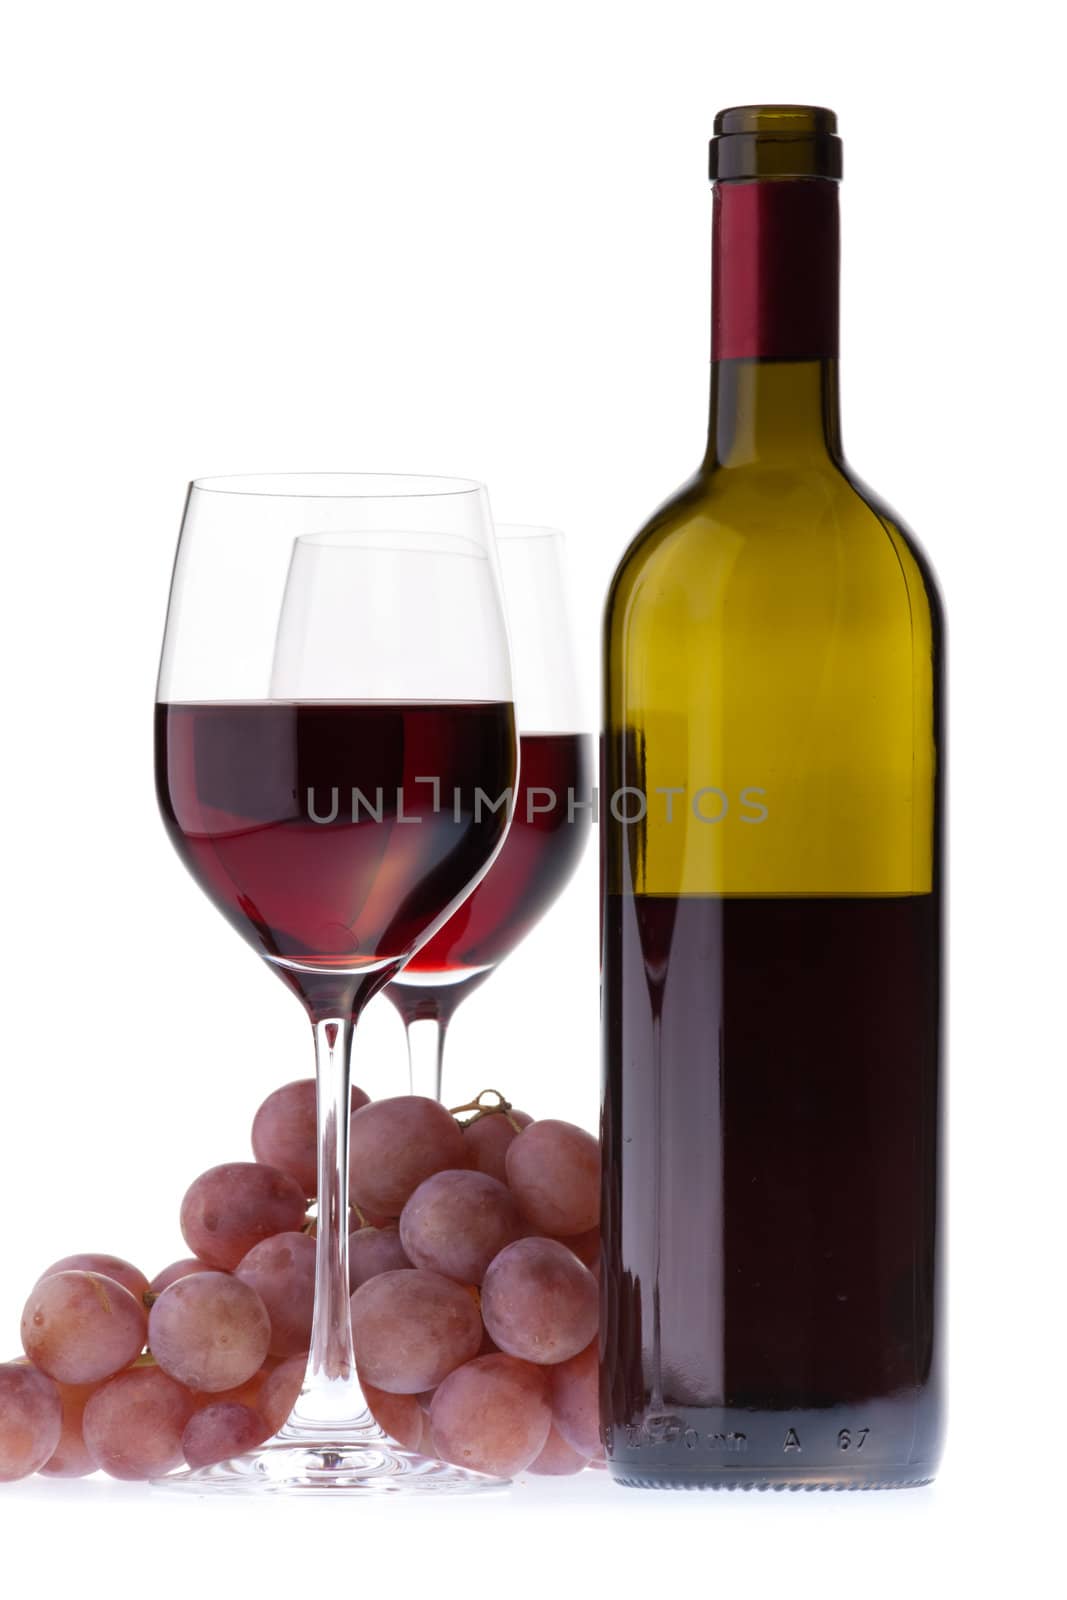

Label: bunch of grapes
[0,1082,602,1484]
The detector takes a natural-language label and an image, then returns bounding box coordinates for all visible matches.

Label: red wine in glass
[385,730,593,1041]
[156,699,516,1020]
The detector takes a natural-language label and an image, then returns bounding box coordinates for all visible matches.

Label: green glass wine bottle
[601,107,945,1490]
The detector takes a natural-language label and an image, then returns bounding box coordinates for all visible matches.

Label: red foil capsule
[712,178,839,362]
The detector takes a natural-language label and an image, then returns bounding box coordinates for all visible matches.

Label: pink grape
[37,1253,149,1304]
[252,1078,370,1197]
[181,1402,270,1468]
[235,1231,316,1357]
[148,1258,205,1296]
[180,1162,307,1269]
[194,1362,274,1411]
[0,1362,62,1482]
[348,1097,466,1217]
[363,1382,425,1452]
[528,1422,589,1475]
[430,1354,551,1477]
[481,1238,598,1365]
[83,1366,194,1479]
[399,1170,522,1285]
[5,1075,611,1489]
[462,1109,533,1183]
[39,1381,98,1477]
[350,1268,481,1393]
[21,1271,148,1385]
[348,1224,410,1290]
[148,1271,270,1392]
[548,1337,600,1456]
[505,1119,600,1237]
[258,1354,306,1433]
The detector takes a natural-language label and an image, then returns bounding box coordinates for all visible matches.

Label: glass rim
[494,523,565,541]
[189,472,487,500]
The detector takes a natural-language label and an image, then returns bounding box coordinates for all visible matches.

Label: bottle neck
[705,177,842,469]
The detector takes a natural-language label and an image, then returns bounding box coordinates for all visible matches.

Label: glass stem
[278,1016,371,1436]
[405,1013,448,1102]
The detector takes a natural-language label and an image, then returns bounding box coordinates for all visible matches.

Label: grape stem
[448,1089,524,1135]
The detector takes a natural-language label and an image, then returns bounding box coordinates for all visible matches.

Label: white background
[0,0,1061,1592]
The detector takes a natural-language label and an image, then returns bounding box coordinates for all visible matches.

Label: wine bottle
[601,106,945,1490]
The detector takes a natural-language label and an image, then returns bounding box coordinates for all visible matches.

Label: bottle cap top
[709,105,842,182]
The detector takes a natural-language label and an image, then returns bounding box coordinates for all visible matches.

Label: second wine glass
[384,525,593,1101]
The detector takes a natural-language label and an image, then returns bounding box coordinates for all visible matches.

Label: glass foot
[152,1427,509,1496]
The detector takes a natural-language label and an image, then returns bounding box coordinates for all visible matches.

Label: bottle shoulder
[846,468,945,633]
[605,459,943,641]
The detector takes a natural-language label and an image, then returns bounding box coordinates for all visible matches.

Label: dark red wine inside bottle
[601,107,945,1489]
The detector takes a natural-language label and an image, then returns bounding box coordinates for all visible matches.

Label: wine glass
[155,473,516,1493]
[384,525,592,1101]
